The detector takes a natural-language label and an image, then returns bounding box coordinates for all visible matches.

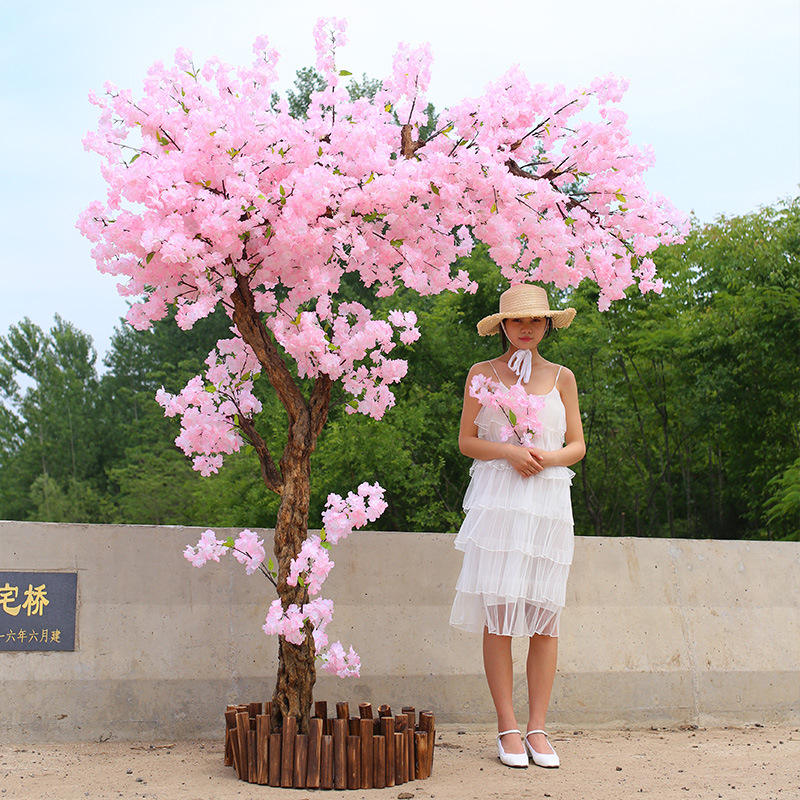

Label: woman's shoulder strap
[486,359,502,381]
[553,364,564,388]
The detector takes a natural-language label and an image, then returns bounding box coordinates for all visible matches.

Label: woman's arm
[531,366,586,468]
[458,364,545,477]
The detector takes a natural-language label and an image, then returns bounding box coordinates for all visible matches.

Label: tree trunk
[270,451,315,734]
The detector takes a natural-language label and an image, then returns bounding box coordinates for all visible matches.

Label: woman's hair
[499,318,553,352]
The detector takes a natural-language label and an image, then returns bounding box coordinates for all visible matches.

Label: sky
[1,0,798,365]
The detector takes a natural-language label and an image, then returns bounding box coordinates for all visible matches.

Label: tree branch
[231,271,307,429]
[308,374,332,447]
[237,412,283,494]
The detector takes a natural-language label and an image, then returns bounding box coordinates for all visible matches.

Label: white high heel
[496,728,529,768]
[524,729,560,768]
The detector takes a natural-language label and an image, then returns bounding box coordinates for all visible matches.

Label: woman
[449,283,585,768]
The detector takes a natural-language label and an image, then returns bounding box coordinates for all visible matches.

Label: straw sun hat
[476,284,576,336]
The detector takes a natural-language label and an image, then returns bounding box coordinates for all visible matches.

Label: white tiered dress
[448,365,575,638]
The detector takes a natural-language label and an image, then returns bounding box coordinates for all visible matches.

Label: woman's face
[503,316,548,350]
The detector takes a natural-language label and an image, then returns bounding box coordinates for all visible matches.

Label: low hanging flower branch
[184,481,387,678]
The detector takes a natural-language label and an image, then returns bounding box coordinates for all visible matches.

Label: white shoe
[496,728,529,768]
[524,729,560,768]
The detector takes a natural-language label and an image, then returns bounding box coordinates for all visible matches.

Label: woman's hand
[526,446,555,469]
[504,444,544,477]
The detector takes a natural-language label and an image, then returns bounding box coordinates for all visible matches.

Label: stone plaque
[0,571,77,651]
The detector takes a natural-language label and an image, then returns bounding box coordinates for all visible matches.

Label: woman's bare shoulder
[554,364,577,388]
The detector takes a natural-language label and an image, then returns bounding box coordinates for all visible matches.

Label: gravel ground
[1,724,798,800]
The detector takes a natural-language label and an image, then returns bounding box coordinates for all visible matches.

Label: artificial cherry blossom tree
[79,18,688,732]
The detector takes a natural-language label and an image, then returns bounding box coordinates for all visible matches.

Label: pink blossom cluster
[287,534,333,595]
[183,528,265,575]
[155,334,262,475]
[183,529,227,567]
[79,19,689,424]
[270,300,420,419]
[262,596,359,677]
[470,374,545,446]
[321,482,388,543]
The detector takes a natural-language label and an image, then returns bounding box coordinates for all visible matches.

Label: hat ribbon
[507,347,532,385]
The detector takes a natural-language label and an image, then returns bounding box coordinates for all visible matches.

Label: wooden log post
[415,730,429,780]
[333,717,347,790]
[346,735,361,789]
[248,730,257,783]
[224,708,237,769]
[280,716,297,788]
[420,710,435,776]
[359,702,373,719]
[378,704,392,718]
[235,710,250,781]
[373,735,386,789]
[359,716,373,789]
[320,734,334,790]
[394,714,407,784]
[256,714,269,785]
[314,700,328,720]
[248,701,262,718]
[336,701,349,719]
[349,716,360,736]
[268,732,281,786]
[404,709,416,780]
[394,732,405,785]
[380,715,395,787]
[306,717,323,789]
[293,733,308,788]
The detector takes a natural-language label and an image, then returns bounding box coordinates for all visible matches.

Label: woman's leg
[483,625,524,754]
[525,633,558,754]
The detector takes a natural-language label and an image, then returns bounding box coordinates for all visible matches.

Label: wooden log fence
[223,700,435,789]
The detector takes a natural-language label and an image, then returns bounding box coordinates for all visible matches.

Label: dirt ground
[1,724,798,800]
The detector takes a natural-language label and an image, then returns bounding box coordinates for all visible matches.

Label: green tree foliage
[1,200,796,540]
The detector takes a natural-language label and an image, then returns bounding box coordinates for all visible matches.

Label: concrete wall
[1,521,798,742]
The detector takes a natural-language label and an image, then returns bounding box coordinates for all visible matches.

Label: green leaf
[320,540,331,550]
[564,217,575,227]
[145,252,155,263]
[267,558,275,573]
[390,238,403,248]
[223,536,236,549]
[384,102,392,112]
[279,185,286,196]
[508,410,517,425]
[490,202,497,214]
[429,183,440,195]
[204,385,216,393]
[339,69,352,76]
[129,153,140,165]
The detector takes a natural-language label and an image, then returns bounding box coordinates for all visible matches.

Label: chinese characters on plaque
[0,572,77,651]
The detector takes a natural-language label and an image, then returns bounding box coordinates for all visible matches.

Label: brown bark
[230,269,333,736]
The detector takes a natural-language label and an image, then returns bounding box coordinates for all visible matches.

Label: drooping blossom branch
[184,482,387,679]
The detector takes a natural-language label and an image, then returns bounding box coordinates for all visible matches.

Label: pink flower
[232,529,266,575]
[183,529,226,567]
